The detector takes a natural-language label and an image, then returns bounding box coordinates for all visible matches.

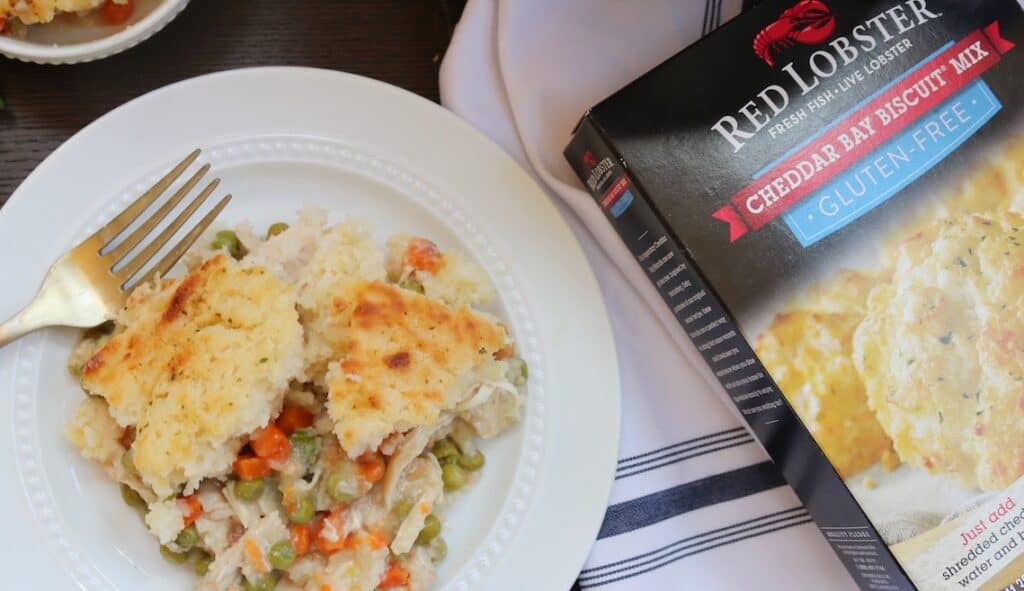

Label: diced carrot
[251,425,290,463]
[361,461,386,483]
[493,344,514,360]
[358,451,386,483]
[379,564,410,589]
[313,509,349,554]
[314,531,349,555]
[343,532,361,550]
[244,538,268,573]
[404,238,443,274]
[233,455,272,480]
[291,524,312,557]
[179,495,203,526]
[276,405,314,434]
[369,530,388,550]
[100,0,134,25]
[320,585,332,591]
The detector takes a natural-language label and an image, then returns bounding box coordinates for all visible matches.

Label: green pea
[324,468,356,504]
[120,449,138,476]
[234,478,265,502]
[429,537,448,563]
[175,525,199,550]
[287,495,315,524]
[120,483,146,508]
[289,429,320,466]
[509,357,528,387]
[194,551,212,577]
[398,277,425,294]
[268,540,296,570]
[243,574,277,591]
[431,438,459,464]
[211,230,245,260]
[392,498,413,519]
[417,514,442,544]
[160,545,189,564]
[441,463,465,491]
[457,450,485,471]
[266,223,289,239]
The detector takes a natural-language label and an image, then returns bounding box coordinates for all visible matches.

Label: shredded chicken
[391,457,444,555]
[381,418,451,509]
[404,546,439,591]
[197,513,288,591]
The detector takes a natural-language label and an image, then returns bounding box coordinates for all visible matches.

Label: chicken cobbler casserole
[65,209,528,591]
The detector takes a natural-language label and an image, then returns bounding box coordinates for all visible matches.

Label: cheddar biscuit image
[940,137,1024,217]
[756,271,896,478]
[855,213,1024,491]
[883,137,1024,263]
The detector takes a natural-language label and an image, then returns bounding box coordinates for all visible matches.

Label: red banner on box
[601,175,631,209]
[713,21,1015,243]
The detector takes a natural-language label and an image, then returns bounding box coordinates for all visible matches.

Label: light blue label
[782,81,1001,247]
[610,190,634,218]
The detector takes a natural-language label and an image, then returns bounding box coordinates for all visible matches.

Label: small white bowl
[0,0,190,64]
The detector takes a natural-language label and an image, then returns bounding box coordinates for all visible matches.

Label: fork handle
[0,241,130,348]
[0,299,57,348]
[0,263,108,348]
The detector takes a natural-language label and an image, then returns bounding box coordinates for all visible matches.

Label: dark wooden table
[0,0,465,202]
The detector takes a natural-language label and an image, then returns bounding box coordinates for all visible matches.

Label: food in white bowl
[65,208,528,591]
[1,0,134,31]
[0,0,188,64]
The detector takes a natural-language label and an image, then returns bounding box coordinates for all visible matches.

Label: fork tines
[88,149,232,291]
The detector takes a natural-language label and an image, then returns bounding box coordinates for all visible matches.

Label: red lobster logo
[753,0,836,67]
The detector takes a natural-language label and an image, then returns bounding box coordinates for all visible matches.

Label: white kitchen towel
[440,0,859,589]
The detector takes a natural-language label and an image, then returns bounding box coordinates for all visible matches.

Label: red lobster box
[566,0,1024,589]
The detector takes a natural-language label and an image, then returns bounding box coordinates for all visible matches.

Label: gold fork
[0,150,232,347]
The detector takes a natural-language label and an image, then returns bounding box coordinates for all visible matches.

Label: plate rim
[0,66,622,590]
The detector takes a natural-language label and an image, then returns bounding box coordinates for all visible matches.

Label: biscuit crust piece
[327,281,508,457]
[82,255,304,495]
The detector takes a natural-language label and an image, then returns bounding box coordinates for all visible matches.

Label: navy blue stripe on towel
[615,435,755,480]
[702,0,715,35]
[598,461,786,539]
[616,429,754,471]
[579,509,812,588]
[582,507,806,576]
[617,427,747,466]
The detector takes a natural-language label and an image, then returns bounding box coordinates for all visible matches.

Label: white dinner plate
[0,67,621,591]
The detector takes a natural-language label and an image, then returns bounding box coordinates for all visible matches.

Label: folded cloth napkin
[440,0,860,589]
